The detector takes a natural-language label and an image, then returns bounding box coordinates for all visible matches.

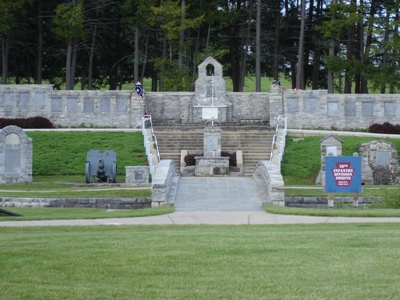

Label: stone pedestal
[195,156,229,176]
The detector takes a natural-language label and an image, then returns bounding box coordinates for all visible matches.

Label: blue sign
[325,156,362,193]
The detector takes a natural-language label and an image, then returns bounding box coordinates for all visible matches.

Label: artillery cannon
[85,150,117,183]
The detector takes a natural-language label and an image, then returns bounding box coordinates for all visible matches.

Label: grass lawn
[1,223,399,299]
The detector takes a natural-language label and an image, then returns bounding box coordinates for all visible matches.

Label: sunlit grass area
[1,224,399,299]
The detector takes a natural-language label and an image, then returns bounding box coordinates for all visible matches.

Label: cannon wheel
[85,162,90,183]
[112,162,117,183]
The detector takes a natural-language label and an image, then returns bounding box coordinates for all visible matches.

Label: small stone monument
[315,135,343,186]
[358,140,399,185]
[0,126,32,184]
[195,125,229,176]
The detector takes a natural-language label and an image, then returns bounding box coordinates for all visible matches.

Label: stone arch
[0,125,32,184]
[206,64,215,76]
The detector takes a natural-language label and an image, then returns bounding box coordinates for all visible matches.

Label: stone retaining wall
[0,197,151,209]
[285,196,375,209]
[2,85,400,130]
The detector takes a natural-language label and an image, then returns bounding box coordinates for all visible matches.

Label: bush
[0,116,54,129]
[184,151,236,167]
[368,122,400,134]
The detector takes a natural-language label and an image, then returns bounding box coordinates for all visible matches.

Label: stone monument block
[315,135,343,185]
[358,141,398,185]
[0,126,32,184]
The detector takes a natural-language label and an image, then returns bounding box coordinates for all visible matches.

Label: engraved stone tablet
[117,98,128,112]
[5,149,20,173]
[362,102,373,117]
[51,97,62,112]
[34,92,46,107]
[100,99,110,112]
[4,92,14,107]
[384,102,396,117]
[19,92,29,107]
[287,98,299,113]
[376,151,391,166]
[304,98,316,113]
[345,102,356,117]
[68,98,79,113]
[327,102,339,117]
[84,98,94,112]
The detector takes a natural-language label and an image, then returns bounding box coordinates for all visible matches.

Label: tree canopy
[1,0,399,93]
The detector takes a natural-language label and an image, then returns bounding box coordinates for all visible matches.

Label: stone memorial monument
[315,135,343,186]
[0,125,32,184]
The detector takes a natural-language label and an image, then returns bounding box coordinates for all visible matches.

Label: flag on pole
[134,82,144,98]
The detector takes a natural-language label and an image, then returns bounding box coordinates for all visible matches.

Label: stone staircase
[153,125,274,177]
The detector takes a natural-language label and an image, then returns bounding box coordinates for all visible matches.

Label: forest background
[1,0,399,94]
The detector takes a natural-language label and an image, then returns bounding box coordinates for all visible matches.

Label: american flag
[134,82,144,98]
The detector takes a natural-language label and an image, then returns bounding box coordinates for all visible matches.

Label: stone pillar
[0,126,32,184]
[203,127,222,157]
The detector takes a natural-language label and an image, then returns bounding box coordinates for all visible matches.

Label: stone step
[153,128,275,177]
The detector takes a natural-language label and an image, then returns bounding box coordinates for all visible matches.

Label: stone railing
[253,161,285,206]
[151,160,178,207]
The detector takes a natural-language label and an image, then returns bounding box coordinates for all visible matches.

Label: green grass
[1,224,400,299]
[27,131,147,176]
[282,135,400,185]
[0,206,173,221]
[264,204,400,218]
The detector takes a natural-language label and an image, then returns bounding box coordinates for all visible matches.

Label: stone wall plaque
[117,97,128,112]
[100,99,110,112]
[5,150,20,173]
[19,92,29,107]
[362,102,373,116]
[84,98,94,113]
[376,151,391,166]
[67,98,79,113]
[34,92,46,107]
[287,98,299,113]
[51,97,62,112]
[345,102,356,117]
[327,102,339,117]
[4,92,14,107]
[304,98,316,113]
[384,102,396,117]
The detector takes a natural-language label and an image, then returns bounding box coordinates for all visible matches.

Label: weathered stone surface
[0,197,151,209]
[253,161,285,206]
[0,126,32,184]
[358,140,399,185]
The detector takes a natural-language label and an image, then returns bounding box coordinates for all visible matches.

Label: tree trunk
[178,0,185,73]
[238,1,252,92]
[380,10,390,94]
[296,0,305,89]
[65,42,73,90]
[88,23,98,90]
[134,25,140,83]
[2,36,9,84]
[273,0,280,80]
[36,0,43,84]
[255,0,261,92]
[327,0,337,93]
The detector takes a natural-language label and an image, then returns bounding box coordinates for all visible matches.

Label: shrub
[0,116,54,129]
[368,122,400,134]
[184,153,202,166]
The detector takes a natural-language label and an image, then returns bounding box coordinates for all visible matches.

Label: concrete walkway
[1,212,400,227]
[174,177,263,212]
